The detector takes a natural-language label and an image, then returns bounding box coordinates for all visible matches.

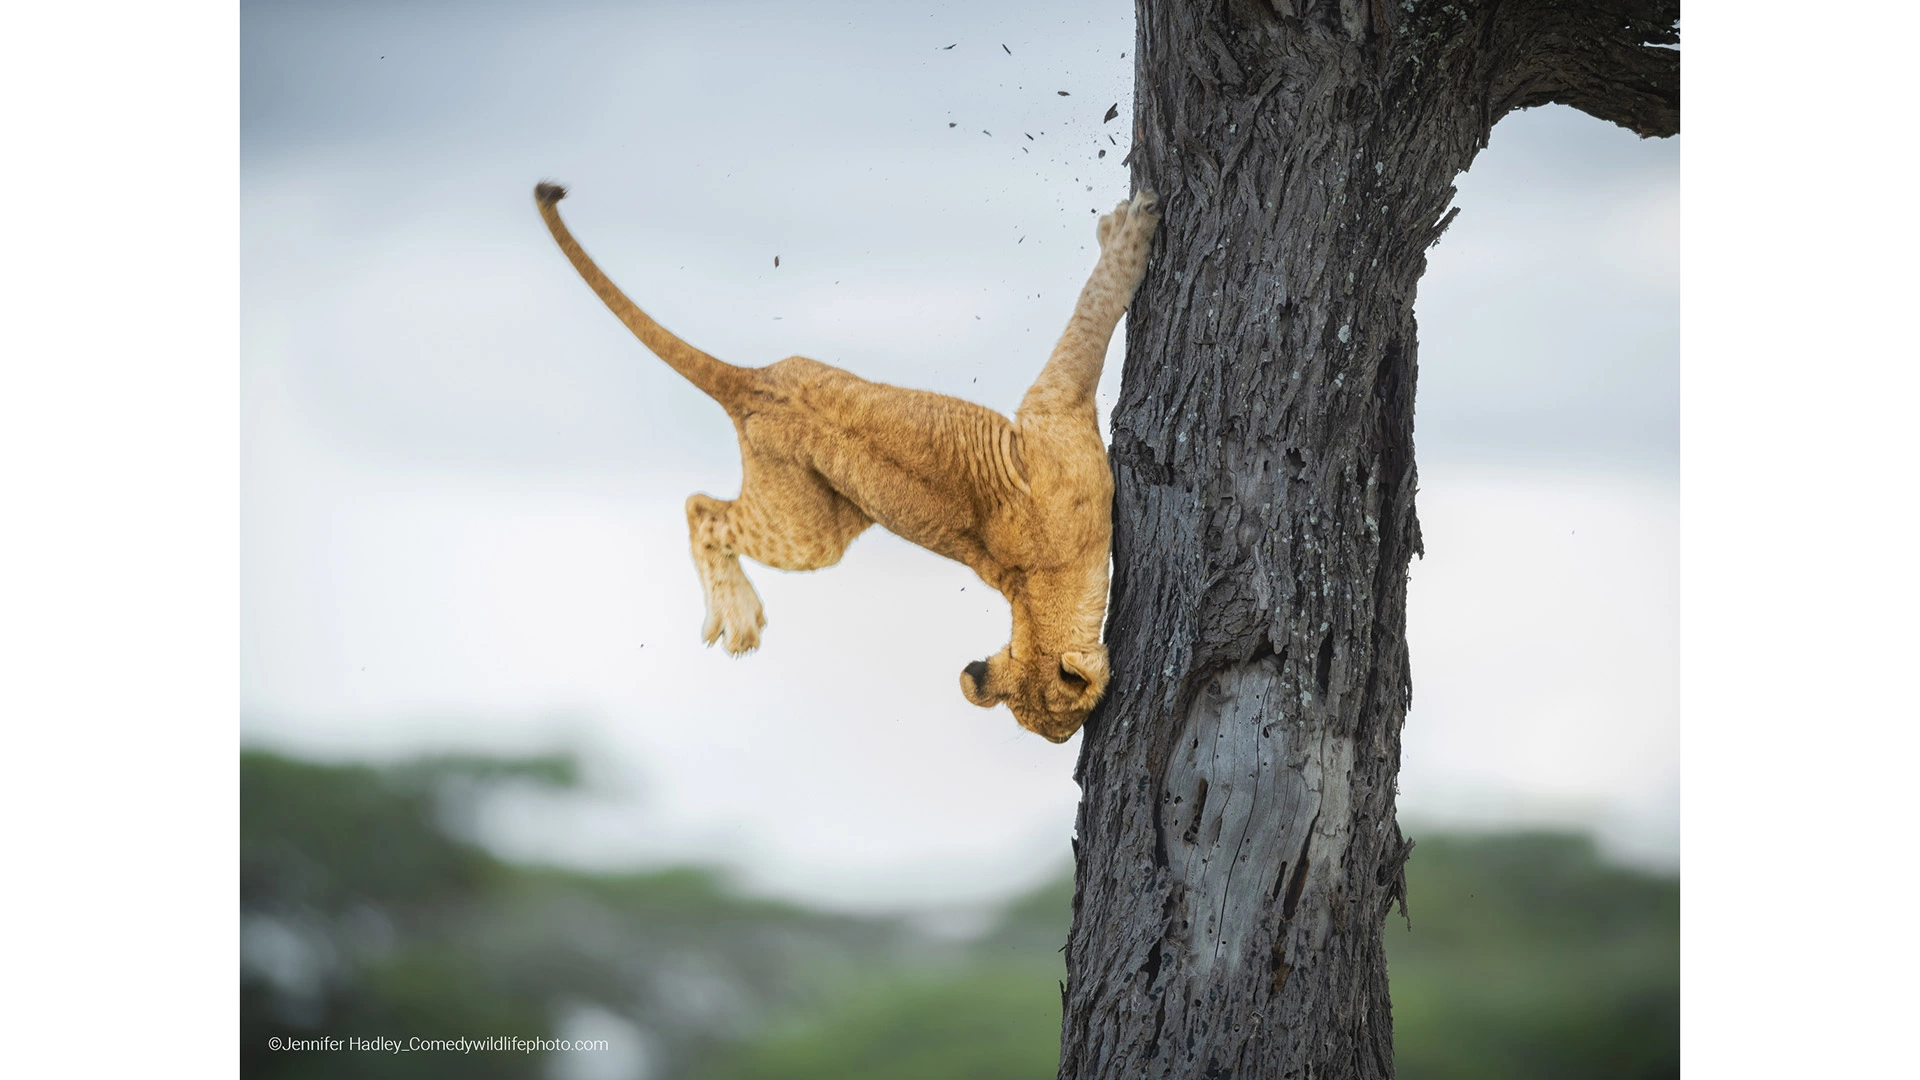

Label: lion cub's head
[959,644,1109,743]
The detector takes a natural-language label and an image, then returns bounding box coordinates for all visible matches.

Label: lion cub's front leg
[1020,191,1159,415]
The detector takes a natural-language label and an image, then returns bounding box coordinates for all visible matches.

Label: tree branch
[1491,0,1681,138]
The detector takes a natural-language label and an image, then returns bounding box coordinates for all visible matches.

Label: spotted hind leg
[686,493,768,655]
[684,457,870,656]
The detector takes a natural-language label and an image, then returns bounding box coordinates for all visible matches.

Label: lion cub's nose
[963,660,990,689]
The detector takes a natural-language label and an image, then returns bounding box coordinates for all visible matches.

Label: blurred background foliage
[242,751,1675,1079]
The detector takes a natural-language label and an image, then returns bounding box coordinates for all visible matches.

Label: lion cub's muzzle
[959,657,1002,711]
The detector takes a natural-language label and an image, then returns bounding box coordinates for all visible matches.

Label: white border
[0,0,237,1072]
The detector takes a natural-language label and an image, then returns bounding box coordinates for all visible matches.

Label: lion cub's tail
[535,182,756,409]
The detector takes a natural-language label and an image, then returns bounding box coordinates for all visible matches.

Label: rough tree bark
[1060,2,1678,1077]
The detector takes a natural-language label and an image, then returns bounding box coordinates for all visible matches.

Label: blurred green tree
[241,751,908,1079]
[242,751,1675,1080]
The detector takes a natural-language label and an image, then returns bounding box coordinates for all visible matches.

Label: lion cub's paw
[704,581,766,656]
[1097,190,1159,246]
[1096,190,1159,274]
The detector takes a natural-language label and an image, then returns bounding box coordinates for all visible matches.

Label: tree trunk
[1060,3,1678,1077]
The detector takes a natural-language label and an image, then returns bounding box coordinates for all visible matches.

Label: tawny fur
[535,182,1158,742]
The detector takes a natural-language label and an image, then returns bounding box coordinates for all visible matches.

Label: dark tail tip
[534,181,568,206]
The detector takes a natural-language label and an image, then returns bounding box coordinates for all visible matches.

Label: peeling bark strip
[1060,2,1678,1078]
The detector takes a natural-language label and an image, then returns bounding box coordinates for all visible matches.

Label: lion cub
[535,183,1158,742]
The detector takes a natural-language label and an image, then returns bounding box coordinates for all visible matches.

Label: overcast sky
[240,0,1678,912]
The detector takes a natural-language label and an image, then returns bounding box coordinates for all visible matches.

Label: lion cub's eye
[1059,662,1088,688]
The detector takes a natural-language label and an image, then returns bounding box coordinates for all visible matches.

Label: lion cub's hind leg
[685,456,871,656]
[686,493,767,655]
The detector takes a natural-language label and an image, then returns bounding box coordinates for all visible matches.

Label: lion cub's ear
[1059,649,1109,693]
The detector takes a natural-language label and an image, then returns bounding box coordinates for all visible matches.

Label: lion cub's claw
[722,624,761,656]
